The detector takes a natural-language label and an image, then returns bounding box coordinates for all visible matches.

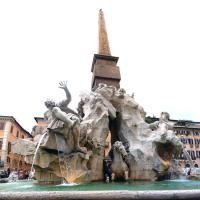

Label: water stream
[183,148,194,168]
[55,133,69,183]
[30,131,48,176]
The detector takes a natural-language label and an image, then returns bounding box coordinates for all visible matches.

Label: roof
[0,115,32,137]
[34,117,46,123]
[146,116,200,129]
[170,119,200,124]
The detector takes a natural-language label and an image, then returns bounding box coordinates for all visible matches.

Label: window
[185,164,190,168]
[191,151,196,160]
[188,138,193,145]
[0,139,3,150]
[8,142,11,153]
[19,160,22,166]
[16,131,19,138]
[196,151,200,158]
[0,122,5,130]
[194,131,200,136]
[188,138,190,144]
[21,135,24,139]
[10,125,13,133]
[181,138,187,144]
[7,157,10,163]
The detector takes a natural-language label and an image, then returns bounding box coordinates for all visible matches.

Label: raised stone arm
[58,81,72,108]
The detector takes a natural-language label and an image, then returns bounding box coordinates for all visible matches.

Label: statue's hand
[59,81,68,90]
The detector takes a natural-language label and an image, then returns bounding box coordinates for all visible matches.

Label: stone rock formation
[79,85,116,181]
[12,83,183,184]
[79,84,183,181]
[111,141,128,180]
[13,81,91,184]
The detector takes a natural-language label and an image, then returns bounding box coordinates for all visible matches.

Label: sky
[0,0,200,132]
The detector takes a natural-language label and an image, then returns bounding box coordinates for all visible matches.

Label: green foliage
[145,116,159,124]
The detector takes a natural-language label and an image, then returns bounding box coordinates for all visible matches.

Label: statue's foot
[74,146,87,154]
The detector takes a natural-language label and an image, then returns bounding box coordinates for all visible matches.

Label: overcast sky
[0,0,200,132]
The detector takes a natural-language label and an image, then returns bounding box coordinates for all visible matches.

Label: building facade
[174,120,200,168]
[0,116,33,170]
[146,116,200,169]
[31,117,47,137]
[34,117,47,127]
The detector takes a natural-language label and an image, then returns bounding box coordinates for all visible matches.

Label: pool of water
[1,179,200,192]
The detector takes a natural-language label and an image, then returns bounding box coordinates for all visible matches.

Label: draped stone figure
[43,81,85,153]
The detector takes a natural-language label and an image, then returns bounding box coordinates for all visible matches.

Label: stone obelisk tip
[98,9,111,55]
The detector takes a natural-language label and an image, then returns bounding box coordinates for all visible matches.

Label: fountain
[11,81,183,185]
[4,88,200,199]
[1,9,200,200]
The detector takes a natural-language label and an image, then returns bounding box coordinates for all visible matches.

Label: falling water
[182,148,193,167]
[55,133,69,183]
[30,131,48,177]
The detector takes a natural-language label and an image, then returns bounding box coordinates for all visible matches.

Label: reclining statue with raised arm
[44,81,86,153]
